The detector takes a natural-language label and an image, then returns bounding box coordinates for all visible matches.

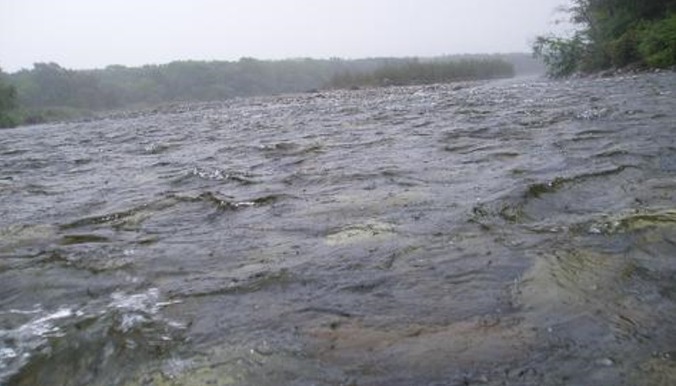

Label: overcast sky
[0,0,572,72]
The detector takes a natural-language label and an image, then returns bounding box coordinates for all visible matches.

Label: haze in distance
[0,0,573,72]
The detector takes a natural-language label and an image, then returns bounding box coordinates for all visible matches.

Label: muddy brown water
[1,73,675,385]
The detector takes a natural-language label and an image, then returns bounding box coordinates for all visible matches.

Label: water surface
[1,73,675,385]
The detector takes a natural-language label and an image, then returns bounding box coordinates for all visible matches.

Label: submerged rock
[325,221,396,246]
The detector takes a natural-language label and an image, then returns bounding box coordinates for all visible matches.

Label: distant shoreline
[1,54,543,128]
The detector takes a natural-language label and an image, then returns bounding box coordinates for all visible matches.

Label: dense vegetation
[1,54,539,127]
[534,0,676,77]
[0,69,18,128]
[329,58,514,88]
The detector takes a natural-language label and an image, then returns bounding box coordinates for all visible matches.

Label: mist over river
[1,73,675,385]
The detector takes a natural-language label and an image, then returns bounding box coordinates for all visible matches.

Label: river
[1,72,675,385]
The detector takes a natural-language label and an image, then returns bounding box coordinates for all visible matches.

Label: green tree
[534,0,676,76]
[638,13,676,67]
[0,68,18,128]
[533,35,587,77]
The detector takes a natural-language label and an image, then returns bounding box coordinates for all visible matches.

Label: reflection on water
[1,73,675,385]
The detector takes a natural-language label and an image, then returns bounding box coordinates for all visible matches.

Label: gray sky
[0,0,571,72]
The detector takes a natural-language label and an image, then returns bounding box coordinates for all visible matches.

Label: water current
[1,73,675,385]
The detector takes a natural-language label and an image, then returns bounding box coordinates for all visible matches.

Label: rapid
[1,72,675,385]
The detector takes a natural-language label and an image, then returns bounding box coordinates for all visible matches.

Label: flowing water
[1,73,675,385]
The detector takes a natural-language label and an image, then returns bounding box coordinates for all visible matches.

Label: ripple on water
[511,203,676,383]
[1,73,676,385]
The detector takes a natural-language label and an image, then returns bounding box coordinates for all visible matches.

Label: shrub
[608,28,642,67]
[638,14,676,68]
[532,35,586,77]
[0,76,18,128]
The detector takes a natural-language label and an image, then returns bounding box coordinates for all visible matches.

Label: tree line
[534,0,676,77]
[0,54,538,128]
[329,58,514,88]
[0,71,18,127]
